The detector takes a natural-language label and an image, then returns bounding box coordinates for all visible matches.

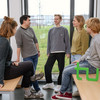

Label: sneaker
[35,73,44,80]
[24,92,44,99]
[24,93,37,99]
[56,92,72,100]
[30,73,44,81]
[51,92,62,100]
[72,91,80,97]
[55,85,61,93]
[42,83,54,89]
[30,87,36,93]
[35,90,44,98]
[51,95,59,100]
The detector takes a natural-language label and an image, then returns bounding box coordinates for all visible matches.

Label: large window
[28,0,70,72]
[75,0,90,20]
[0,0,8,25]
[23,0,92,73]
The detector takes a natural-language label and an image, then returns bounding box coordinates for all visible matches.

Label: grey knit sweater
[47,26,70,55]
[79,34,100,69]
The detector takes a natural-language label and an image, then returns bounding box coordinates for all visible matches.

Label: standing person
[0,16,41,99]
[15,15,43,98]
[43,14,70,93]
[71,15,89,96]
[51,17,100,100]
[71,15,89,63]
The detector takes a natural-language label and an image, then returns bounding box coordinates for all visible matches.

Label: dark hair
[0,16,18,38]
[20,15,30,25]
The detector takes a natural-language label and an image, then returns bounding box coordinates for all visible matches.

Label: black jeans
[45,53,65,85]
[4,61,34,88]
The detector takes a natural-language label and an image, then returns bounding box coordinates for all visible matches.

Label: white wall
[9,0,22,61]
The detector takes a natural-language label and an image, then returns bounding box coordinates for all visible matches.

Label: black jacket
[0,36,12,84]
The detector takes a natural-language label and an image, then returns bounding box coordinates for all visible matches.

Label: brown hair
[74,15,85,29]
[54,14,62,20]
[0,16,18,38]
[86,17,100,33]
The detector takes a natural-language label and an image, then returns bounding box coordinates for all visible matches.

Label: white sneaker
[30,87,36,93]
[42,83,54,89]
[24,92,44,99]
[35,90,44,98]
[55,85,61,93]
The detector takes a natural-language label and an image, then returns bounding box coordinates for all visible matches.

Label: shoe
[35,90,44,98]
[72,91,80,97]
[51,92,62,100]
[35,73,44,80]
[55,85,61,93]
[30,73,44,81]
[30,87,36,93]
[56,92,72,99]
[51,95,59,100]
[24,92,44,99]
[24,93,37,99]
[42,83,54,89]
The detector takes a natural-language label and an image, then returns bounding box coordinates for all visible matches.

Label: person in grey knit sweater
[51,17,100,100]
[43,14,70,92]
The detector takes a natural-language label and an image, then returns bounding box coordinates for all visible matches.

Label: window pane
[0,0,8,25]
[75,0,90,19]
[28,0,70,72]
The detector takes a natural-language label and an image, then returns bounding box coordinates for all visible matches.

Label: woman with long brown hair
[0,16,42,99]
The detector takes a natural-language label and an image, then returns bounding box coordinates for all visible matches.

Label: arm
[32,29,38,43]
[16,48,21,62]
[15,29,23,62]
[35,43,40,57]
[79,48,90,62]
[47,30,51,55]
[95,40,100,60]
[0,39,9,86]
[32,29,40,56]
[81,32,89,55]
[64,29,70,58]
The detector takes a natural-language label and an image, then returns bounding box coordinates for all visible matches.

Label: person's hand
[16,58,20,62]
[12,61,19,66]
[47,54,49,57]
[0,84,3,88]
[66,54,70,58]
[38,51,40,57]
[72,60,79,65]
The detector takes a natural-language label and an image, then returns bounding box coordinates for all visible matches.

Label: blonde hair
[86,17,100,33]
[0,16,18,38]
[74,15,85,29]
[54,14,62,20]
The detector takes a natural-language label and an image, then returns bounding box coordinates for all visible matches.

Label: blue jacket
[0,36,12,84]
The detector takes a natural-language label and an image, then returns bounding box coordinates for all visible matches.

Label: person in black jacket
[0,16,42,99]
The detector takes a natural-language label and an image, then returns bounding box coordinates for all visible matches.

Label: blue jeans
[60,60,96,93]
[23,54,40,92]
[71,54,82,63]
